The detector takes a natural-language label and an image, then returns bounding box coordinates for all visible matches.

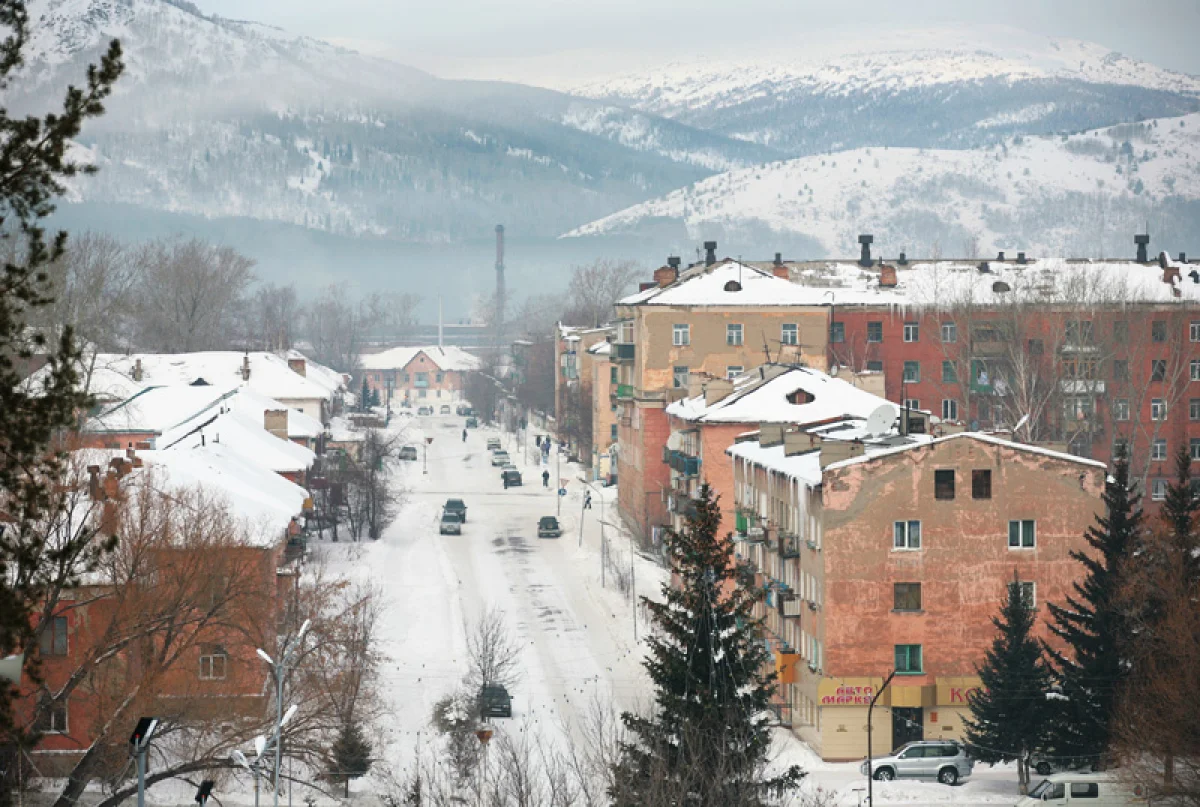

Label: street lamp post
[129,717,160,807]
[423,436,433,475]
[257,619,310,807]
[866,669,897,807]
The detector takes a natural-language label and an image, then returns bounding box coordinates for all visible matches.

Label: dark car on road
[443,498,467,523]
[479,684,512,718]
[465,416,478,428]
[398,445,418,461]
[537,516,562,538]
[439,510,462,535]
[502,468,522,488]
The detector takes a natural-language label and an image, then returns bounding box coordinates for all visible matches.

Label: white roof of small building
[91,352,334,403]
[620,261,846,307]
[727,440,824,485]
[360,345,482,372]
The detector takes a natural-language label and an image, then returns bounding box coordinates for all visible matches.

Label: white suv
[860,740,973,785]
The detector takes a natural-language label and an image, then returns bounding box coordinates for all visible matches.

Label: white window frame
[1112,398,1130,421]
[1152,479,1168,501]
[1152,439,1168,461]
[1190,438,1200,461]
[942,398,958,421]
[1192,359,1200,382]
[1019,581,1036,609]
[672,323,690,346]
[1151,398,1167,421]
[904,399,920,411]
[781,323,798,346]
[1191,322,1200,343]
[199,647,228,680]
[726,366,744,380]
[867,321,883,343]
[1008,519,1036,549]
[38,700,68,734]
[903,322,919,343]
[903,361,920,383]
[893,520,921,550]
[726,323,744,346]
[672,366,689,388]
[1192,398,1200,421]
[941,322,957,343]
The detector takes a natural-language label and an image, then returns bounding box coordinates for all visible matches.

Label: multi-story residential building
[554,325,611,464]
[588,340,620,482]
[360,345,481,404]
[613,248,836,543]
[727,429,1105,760]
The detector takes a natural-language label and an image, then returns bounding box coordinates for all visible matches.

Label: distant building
[588,340,619,483]
[360,346,481,404]
[554,324,611,467]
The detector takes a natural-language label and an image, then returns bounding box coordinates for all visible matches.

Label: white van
[1017,773,1147,807]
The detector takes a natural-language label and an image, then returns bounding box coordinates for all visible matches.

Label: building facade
[554,325,611,465]
[588,341,620,482]
[360,346,481,404]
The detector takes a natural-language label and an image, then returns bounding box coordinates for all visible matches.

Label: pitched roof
[619,260,841,307]
[823,431,1108,472]
[360,345,482,372]
[91,352,335,402]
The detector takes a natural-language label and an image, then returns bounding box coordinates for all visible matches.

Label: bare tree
[465,607,522,694]
[251,282,300,352]
[344,429,405,541]
[34,232,137,352]
[563,260,639,328]
[303,286,381,375]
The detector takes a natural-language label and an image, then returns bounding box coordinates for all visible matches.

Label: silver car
[859,740,973,785]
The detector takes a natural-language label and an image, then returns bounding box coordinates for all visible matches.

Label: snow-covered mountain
[571,30,1200,155]
[563,113,1200,259]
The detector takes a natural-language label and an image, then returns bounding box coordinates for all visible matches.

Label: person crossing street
[542,469,550,488]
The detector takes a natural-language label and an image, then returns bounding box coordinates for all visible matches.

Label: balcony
[746,526,766,544]
[613,343,636,362]
[613,383,633,400]
[780,534,800,558]
[782,594,803,619]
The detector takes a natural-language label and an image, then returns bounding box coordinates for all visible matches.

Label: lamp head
[256,648,275,666]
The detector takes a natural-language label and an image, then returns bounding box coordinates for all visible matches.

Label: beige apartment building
[588,340,620,481]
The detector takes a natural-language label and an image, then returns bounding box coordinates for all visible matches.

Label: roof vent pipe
[997,251,1005,261]
[858,234,873,267]
[703,241,717,266]
[774,252,783,266]
[1017,252,1027,264]
[898,251,907,265]
[1135,233,1150,263]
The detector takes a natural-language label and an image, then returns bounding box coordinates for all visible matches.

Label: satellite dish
[666,432,683,451]
[865,404,898,438]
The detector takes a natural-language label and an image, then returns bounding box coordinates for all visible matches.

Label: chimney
[879,264,898,288]
[287,357,307,377]
[997,251,1005,261]
[1179,252,1187,263]
[241,354,251,381]
[1017,251,1027,264]
[653,263,679,288]
[132,358,143,382]
[264,409,289,440]
[858,234,874,267]
[704,378,734,406]
[898,251,907,265]
[771,254,789,279]
[703,241,717,266]
[87,465,103,501]
[668,256,681,270]
[1135,233,1150,263]
[774,252,783,266]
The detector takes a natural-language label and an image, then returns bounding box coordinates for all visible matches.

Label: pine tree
[361,377,370,412]
[1161,447,1199,584]
[964,574,1053,794]
[610,484,804,806]
[1043,455,1141,767]
[330,722,373,797]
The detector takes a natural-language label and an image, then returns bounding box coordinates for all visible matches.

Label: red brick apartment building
[360,346,481,404]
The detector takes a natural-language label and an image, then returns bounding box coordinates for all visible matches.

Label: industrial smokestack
[438,295,444,349]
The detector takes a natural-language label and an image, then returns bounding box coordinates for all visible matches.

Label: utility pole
[867,669,897,807]
[555,447,562,516]
[130,718,159,807]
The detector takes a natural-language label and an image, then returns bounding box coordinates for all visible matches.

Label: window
[1193,399,1200,421]
[1152,320,1167,342]
[903,322,919,342]
[39,616,67,656]
[619,321,634,343]
[934,469,955,500]
[1112,399,1130,421]
[972,469,992,499]
[436,372,444,383]
[867,321,883,343]
[726,366,744,380]
[1152,439,1167,461]
[893,520,921,550]
[942,361,958,383]
[830,321,845,343]
[1152,479,1168,501]
[1152,360,1167,382]
[941,322,957,343]
[35,700,68,734]
[903,361,920,383]
[1192,322,1200,342]
[894,644,923,674]
[401,372,409,383]
[1065,320,1094,345]
[1008,520,1036,548]
[1192,359,1200,381]
[672,323,690,346]
[866,360,883,372]
[1027,338,1044,356]
[1113,360,1129,381]
[942,399,958,421]
[199,645,228,680]
[781,323,798,345]
[893,583,922,612]
[611,424,618,441]
[726,323,744,346]
[1152,398,1167,421]
[1071,783,1100,799]
[672,366,689,388]
[1190,437,1200,461]
[1018,581,1036,609]
[610,366,618,383]
[904,399,920,411]
[1114,321,1129,342]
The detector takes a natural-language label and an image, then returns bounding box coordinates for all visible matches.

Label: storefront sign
[820,685,875,705]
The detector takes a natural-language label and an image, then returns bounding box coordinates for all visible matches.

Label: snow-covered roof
[587,341,612,356]
[227,387,323,440]
[90,352,334,403]
[727,440,824,485]
[88,386,235,436]
[326,415,366,443]
[823,431,1108,472]
[360,345,482,372]
[284,349,347,396]
[160,404,315,474]
[668,366,897,426]
[619,260,842,307]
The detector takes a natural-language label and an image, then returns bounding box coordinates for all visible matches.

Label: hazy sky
[195,0,1200,83]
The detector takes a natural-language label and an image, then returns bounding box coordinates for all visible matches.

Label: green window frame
[895,644,923,674]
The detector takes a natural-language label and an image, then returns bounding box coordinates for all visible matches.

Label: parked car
[1028,755,1100,777]
[455,405,466,416]
[486,437,502,451]
[465,417,479,429]
[491,450,510,467]
[462,407,475,417]
[417,406,433,415]
[1018,773,1145,807]
[502,469,522,487]
[398,445,418,461]
[859,740,973,785]
[479,684,512,718]
[440,404,452,414]
[443,498,467,523]
[537,516,562,538]
[439,510,462,535]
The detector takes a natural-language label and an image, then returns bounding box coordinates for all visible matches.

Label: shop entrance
[892,707,924,748]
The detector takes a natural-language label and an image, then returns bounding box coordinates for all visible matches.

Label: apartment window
[1114,321,1129,342]
[1190,437,1200,461]
[726,323,744,346]
[35,700,68,734]
[1192,360,1200,381]
[1152,360,1167,382]
[1151,398,1167,421]
[611,424,618,441]
[781,323,798,345]
[1192,322,1200,342]
[1113,438,1129,459]
[619,321,634,343]
[866,361,883,372]
[972,469,992,499]
[893,520,921,550]
[610,366,618,383]
[1065,320,1094,345]
[894,644,923,674]
[39,616,67,656]
[1152,320,1167,342]
[867,321,883,343]
[1008,519,1036,549]
[1152,439,1167,461]
[903,361,920,383]
[1112,399,1130,421]
[726,366,744,380]
[401,373,409,383]
[830,321,845,343]
[436,372,444,383]
[1018,582,1037,609]
[1152,479,1168,502]
[199,645,228,680]
[942,399,959,421]
[941,322,957,343]
[672,323,690,346]
[934,469,956,500]
[942,361,958,383]
[1027,338,1044,356]
[894,583,922,612]
[903,322,919,343]
[904,399,920,411]
[1192,399,1200,421]
[672,366,689,388]
[1112,360,1129,381]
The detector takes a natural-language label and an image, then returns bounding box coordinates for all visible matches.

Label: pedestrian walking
[583,491,592,510]
[461,428,467,442]
[542,469,550,488]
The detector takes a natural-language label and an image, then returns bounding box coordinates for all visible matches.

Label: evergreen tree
[361,377,370,412]
[0,2,123,800]
[964,574,1053,794]
[1161,447,1199,584]
[330,722,373,797]
[610,484,804,806]
[1043,455,1141,767]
